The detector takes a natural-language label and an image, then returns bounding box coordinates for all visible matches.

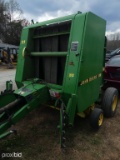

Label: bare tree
[0,0,29,45]
[0,0,8,41]
[6,0,23,22]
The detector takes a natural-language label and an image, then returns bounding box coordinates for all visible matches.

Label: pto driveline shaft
[0,99,22,114]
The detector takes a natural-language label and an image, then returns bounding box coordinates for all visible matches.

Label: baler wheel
[102,87,118,117]
[90,108,104,129]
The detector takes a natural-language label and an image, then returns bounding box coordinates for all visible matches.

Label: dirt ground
[0,66,120,160]
[0,65,16,91]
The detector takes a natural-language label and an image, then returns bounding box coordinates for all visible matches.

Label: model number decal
[69,73,74,77]
[21,40,26,44]
[71,41,79,51]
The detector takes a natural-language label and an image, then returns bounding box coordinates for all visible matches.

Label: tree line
[0,0,29,46]
[107,39,120,51]
[0,0,119,49]
[107,33,120,51]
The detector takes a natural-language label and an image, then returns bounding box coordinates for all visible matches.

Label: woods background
[0,0,120,50]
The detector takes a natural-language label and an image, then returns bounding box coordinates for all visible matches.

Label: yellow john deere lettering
[98,73,102,77]
[80,73,102,86]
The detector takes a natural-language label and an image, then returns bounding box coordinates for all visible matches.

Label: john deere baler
[0,12,118,148]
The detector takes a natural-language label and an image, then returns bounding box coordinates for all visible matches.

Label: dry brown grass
[1,101,120,160]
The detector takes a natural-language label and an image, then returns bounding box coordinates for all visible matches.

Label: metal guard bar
[30,52,67,56]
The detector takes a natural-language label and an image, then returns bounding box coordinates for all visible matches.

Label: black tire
[102,87,118,117]
[90,108,104,129]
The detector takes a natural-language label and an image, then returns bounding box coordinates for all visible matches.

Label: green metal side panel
[15,28,35,88]
[77,12,106,112]
[63,13,86,95]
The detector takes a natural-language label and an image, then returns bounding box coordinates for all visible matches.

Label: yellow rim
[98,113,103,126]
[112,95,118,112]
